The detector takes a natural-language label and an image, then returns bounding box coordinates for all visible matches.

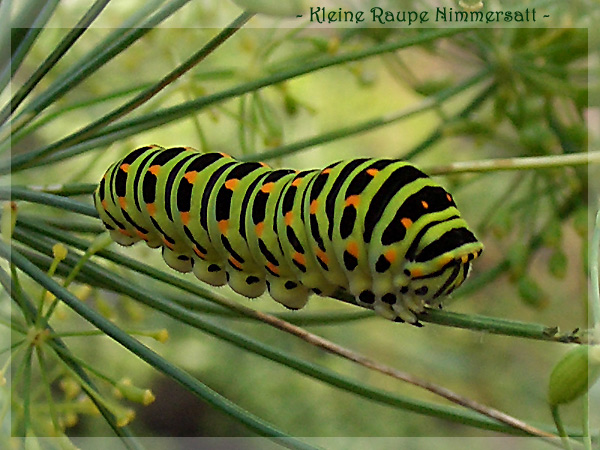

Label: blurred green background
[2,0,596,447]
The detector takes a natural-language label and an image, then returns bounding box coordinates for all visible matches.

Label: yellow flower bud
[59,377,81,400]
[63,412,79,428]
[116,408,136,427]
[52,243,68,261]
[116,378,156,406]
[152,328,169,343]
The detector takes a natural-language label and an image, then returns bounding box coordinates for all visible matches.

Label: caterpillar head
[402,240,483,308]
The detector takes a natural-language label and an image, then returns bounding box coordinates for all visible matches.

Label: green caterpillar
[94,145,483,325]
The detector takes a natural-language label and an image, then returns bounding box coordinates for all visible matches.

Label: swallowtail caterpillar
[94,145,483,325]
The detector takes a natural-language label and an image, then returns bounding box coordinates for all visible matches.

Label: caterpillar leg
[161,247,193,273]
[226,270,267,298]
[266,277,310,310]
[108,229,138,246]
[192,258,227,286]
[370,293,420,324]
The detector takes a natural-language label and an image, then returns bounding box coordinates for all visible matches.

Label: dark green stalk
[1,186,98,217]
[5,9,255,172]
[0,0,60,91]
[4,27,466,174]
[17,183,98,197]
[0,0,113,125]
[3,243,316,449]
[6,0,187,136]
[6,68,236,150]
[10,224,578,437]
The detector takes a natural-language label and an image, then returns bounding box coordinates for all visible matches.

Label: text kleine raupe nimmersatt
[304,7,542,25]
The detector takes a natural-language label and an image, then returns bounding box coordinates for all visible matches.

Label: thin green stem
[35,347,61,433]
[591,208,600,330]
[4,0,186,139]
[5,9,255,173]
[21,345,34,439]
[0,0,112,124]
[552,406,574,450]
[426,152,599,176]
[582,394,591,450]
[0,0,60,93]
[0,186,98,217]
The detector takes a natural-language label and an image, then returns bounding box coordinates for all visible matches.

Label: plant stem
[551,405,574,450]
[591,208,600,332]
[427,151,600,175]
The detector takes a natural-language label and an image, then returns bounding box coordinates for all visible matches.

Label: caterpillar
[94,145,483,325]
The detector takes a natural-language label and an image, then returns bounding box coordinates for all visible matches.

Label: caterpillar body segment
[94,145,483,324]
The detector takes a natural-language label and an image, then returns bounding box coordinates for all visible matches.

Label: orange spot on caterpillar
[184,171,197,184]
[291,177,303,187]
[118,229,131,237]
[345,195,360,207]
[411,268,423,278]
[366,168,379,176]
[225,179,239,191]
[293,252,306,266]
[193,247,206,259]
[229,257,243,270]
[461,255,470,264]
[184,147,195,151]
[218,220,229,235]
[285,211,294,226]
[421,200,429,209]
[322,168,331,175]
[401,218,413,228]
[266,262,279,275]
[101,199,108,210]
[259,161,270,168]
[135,230,148,240]
[220,152,231,158]
[384,249,397,264]
[146,203,156,216]
[310,199,318,215]
[261,182,275,193]
[346,241,359,258]
[180,211,190,226]
[118,196,127,209]
[120,163,130,173]
[255,221,265,238]
[148,165,160,176]
[162,237,174,250]
[316,249,328,265]
[447,193,452,202]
